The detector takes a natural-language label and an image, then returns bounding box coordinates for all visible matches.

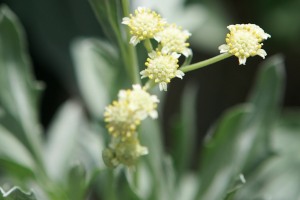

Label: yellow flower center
[226,25,263,58]
[123,7,166,43]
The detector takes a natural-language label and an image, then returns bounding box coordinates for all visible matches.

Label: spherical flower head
[104,100,141,139]
[218,24,271,65]
[122,7,167,45]
[140,50,185,91]
[154,24,192,57]
[118,84,159,119]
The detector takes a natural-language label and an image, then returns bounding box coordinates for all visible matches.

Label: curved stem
[180,53,232,73]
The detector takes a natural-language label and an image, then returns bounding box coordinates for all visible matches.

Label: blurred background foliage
[0,0,299,136]
[0,0,300,199]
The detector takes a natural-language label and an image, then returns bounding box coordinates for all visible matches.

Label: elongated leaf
[0,5,43,162]
[196,55,285,200]
[0,187,36,200]
[71,38,118,119]
[44,100,83,182]
[175,173,199,200]
[88,0,121,43]
[171,82,198,181]
[234,111,300,200]
[138,119,174,200]
[197,105,251,200]
[0,125,35,177]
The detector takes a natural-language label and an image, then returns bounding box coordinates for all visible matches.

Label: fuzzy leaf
[71,38,118,119]
[196,55,285,200]
[0,5,43,162]
[0,187,36,200]
[44,100,83,182]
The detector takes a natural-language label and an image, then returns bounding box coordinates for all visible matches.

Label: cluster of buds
[102,85,159,168]
[122,7,192,91]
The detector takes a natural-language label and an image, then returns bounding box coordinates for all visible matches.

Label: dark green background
[0,0,299,142]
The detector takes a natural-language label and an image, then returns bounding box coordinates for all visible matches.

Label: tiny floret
[118,84,159,119]
[140,50,184,91]
[104,100,141,139]
[102,136,148,168]
[122,7,167,45]
[104,85,159,139]
[219,24,271,65]
[154,24,192,57]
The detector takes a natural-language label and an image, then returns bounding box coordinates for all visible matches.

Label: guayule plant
[3,0,300,200]
[102,6,270,168]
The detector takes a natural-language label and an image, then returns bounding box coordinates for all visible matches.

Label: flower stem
[143,39,153,53]
[143,79,156,90]
[180,53,232,73]
[121,0,141,84]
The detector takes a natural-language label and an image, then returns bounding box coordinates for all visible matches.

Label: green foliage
[196,55,284,200]
[0,1,300,200]
[0,187,36,200]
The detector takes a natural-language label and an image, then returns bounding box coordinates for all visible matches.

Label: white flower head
[140,51,184,91]
[154,23,192,57]
[118,84,159,120]
[122,7,167,45]
[104,100,141,139]
[104,85,159,139]
[218,24,270,65]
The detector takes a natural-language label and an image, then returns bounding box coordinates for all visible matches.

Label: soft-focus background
[0,0,299,160]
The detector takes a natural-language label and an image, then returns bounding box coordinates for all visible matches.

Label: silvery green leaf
[0,187,36,200]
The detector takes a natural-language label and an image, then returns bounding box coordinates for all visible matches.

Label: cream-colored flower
[140,50,184,91]
[219,24,271,65]
[118,85,159,119]
[104,100,141,139]
[154,23,192,57]
[102,136,148,168]
[122,7,167,45]
[104,85,159,139]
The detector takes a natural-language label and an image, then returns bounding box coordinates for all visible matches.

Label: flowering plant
[0,0,299,200]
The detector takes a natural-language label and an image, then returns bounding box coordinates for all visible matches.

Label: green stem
[143,39,153,53]
[143,79,156,90]
[180,53,232,73]
[121,0,141,84]
[108,170,117,200]
[121,0,130,16]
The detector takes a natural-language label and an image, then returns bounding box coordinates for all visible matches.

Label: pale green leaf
[0,187,36,200]
[234,111,300,200]
[0,5,43,162]
[71,38,117,119]
[0,125,35,176]
[196,55,285,200]
[44,100,83,182]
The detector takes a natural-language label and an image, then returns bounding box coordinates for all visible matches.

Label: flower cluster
[103,85,159,167]
[140,50,184,91]
[102,6,271,170]
[122,7,192,91]
[122,7,167,46]
[219,24,271,65]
